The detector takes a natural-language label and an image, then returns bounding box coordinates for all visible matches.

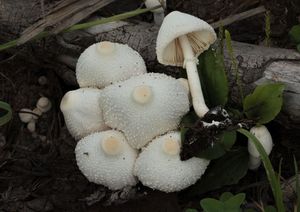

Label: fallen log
[52,21,300,126]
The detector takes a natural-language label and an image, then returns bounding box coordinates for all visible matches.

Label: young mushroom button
[248,125,273,170]
[76,41,147,88]
[75,130,138,190]
[156,11,217,118]
[60,88,108,140]
[100,73,190,149]
[144,0,166,25]
[134,131,210,193]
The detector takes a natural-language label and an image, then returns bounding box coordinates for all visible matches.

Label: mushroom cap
[248,125,273,158]
[60,88,109,140]
[134,131,209,192]
[37,97,52,113]
[76,41,147,88]
[19,108,34,123]
[145,0,165,13]
[75,130,138,190]
[100,73,190,149]
[156,11,217,67]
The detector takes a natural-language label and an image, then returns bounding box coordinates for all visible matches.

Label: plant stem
[237,128,285,211]
[0,6,160,52]
[225,30,244,102]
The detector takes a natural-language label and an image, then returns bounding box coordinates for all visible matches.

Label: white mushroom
[27,120,36,133]
[19,108,34,123]
[60,88,109,140]
[248,125,273,170]
[37,97,52,113]
[144,0,166,25]
[75,130,138,190]
[76,41,147,88]
[100,73,189,149]
[156,11,217,118]
[32,108,42,120]
[134,131,209,192]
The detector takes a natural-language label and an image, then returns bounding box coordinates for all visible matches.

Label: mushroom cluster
[61,11,216,193]
[19,97,52,133]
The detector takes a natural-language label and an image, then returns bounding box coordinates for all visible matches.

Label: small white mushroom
[144,0,166,25]
[37,97,52,113]
[76,41,147,88]
[156,11,217,118]
[100,73,190,149]
[248,125,273,170]
[27,120,36,133]
[60,88,109,140]
[19,108,34,123]
[32,108,42,120]
[75,130,138,190]
[134,131,209,192]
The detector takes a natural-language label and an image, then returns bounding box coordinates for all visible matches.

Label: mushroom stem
[248,156,261,170]
[178,35,209,117]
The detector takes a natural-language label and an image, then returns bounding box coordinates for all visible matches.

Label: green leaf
[237,129,285,211]
[224,193,245,209]
[243,83,284,124]
[0,101,12,126]
[263,205,277,212]
[289,25,300,44]
[187,148,249,196]
[198,47,229,107]
[200,198,224,212]
[220,131,237,150]
[220,192,234,202]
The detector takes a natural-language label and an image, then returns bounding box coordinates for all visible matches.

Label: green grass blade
[0,101,12,126]
[0,6,160,52]
[237,128,285,211]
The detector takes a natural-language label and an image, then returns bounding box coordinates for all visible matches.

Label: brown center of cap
[96,41,115,55]
[101,136,123,155]
[132,85,153,105]
[162,138,180,155]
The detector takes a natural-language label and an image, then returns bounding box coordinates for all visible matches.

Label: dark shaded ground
[0,0,300,211]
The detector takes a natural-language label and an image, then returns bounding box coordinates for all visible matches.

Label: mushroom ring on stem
[100,73,190,149]
[75,130,138,190]
[156,11,217,118]
[134,131,210,192]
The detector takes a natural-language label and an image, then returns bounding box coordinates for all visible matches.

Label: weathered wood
[56,22,300,126]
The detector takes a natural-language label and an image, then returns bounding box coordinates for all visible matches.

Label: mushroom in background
[37,97,52,113]
[134,131,209,192]
[100,73,190,149]
[75,130,138,190]
[156,11,217,118]
[18,108,34,123]
[60,88,109,140]
[248,125,273,170]
[144,0,166,25]
[76,41,147,88]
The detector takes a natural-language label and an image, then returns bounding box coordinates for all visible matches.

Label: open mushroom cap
[156,11,217,67]
[75,130,138,190]
[100,73,189,149]
[134,131,210,192]
[76,41,147,88]
[60,88,108,140]
[248,125,273,158]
